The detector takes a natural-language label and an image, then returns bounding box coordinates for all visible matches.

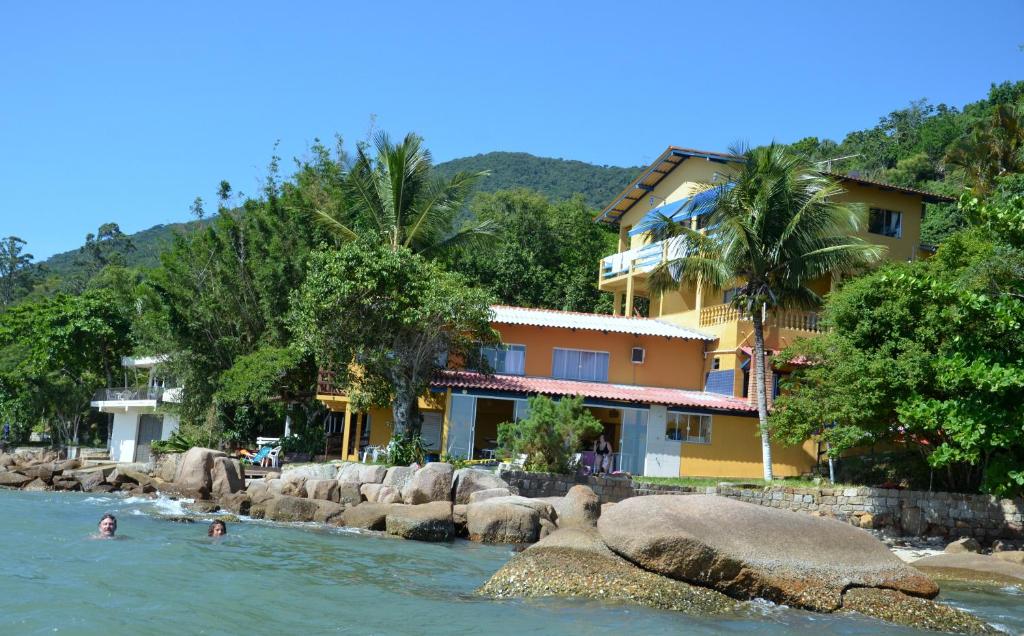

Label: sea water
[1,490,1021,635]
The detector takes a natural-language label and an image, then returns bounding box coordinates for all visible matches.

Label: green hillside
[434,152,641,209]
[32,152,640,280]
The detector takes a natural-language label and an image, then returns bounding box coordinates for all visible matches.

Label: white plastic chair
[266,446,282,468]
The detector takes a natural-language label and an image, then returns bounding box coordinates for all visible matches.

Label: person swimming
[94,513,117,539]
[208,520,227,537]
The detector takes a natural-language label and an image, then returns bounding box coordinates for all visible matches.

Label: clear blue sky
[2,1,1021,260]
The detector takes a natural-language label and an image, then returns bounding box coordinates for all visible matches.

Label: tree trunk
[752,305,774,481]
[391,373,423,439]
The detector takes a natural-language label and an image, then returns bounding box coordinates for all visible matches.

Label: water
[1,491,1021,636]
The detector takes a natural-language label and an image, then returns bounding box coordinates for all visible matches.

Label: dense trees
[646,144,882,480]
[0,290,132,445]
[292,241,496,437]
[448,189,616,312]
[0,236,37,307]
[771,186,1024,495]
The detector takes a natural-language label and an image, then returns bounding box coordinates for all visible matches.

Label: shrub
[497,395,603,474]
[386,432,428,466]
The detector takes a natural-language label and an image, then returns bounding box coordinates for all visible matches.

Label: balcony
[600,240,667,281]
[698,305,822,333]
[317,369,343,396]
[91,385,182,405]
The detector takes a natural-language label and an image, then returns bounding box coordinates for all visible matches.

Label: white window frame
[665,412,712,444]
[868,208,903,239]
[551,347,610,383]
[479,343,526,376]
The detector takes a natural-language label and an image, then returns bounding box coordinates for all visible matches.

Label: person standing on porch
[594,434,613,475]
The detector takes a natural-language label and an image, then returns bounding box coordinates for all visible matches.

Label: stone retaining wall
[498,469,1024,542]
[497,469,635,503]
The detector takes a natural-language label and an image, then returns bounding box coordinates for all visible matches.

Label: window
[712,357,721,370]
[868,208,902,238]
[722,287,741,304]
[552,348,609,382]
[666,412,712,444]
[480,344,526,375]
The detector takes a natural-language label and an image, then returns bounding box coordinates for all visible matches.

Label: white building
[90,356,181,463]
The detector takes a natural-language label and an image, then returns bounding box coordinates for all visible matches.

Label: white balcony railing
[600,241,666,279]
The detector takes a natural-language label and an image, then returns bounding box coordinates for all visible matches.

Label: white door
[446,395,476,460]
[619,409,648,475]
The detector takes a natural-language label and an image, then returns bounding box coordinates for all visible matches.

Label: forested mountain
[11,78,1024,298]
[433,152,641,209]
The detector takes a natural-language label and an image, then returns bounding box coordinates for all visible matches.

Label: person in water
[208,520,227,537]
[593,434,613,475]
[95,513,117,539]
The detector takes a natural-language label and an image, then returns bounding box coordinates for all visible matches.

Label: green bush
[497,395,603,474]
[386,432,428,466]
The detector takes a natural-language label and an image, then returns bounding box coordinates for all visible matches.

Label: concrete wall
[108,409,177,463]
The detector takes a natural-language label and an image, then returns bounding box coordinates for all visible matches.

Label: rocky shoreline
[1,446,1017,634]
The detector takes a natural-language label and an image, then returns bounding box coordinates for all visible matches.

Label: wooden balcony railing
[317,369,344,396]
[698,305,822,333]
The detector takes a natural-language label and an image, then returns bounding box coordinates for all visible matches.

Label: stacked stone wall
[498,469,1024,542]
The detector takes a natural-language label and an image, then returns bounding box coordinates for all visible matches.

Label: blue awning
[628,184,731,236]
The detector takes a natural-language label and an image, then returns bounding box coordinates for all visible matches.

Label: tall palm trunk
[751,304,774,481]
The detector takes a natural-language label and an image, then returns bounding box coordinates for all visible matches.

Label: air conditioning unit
[631,347,645,364]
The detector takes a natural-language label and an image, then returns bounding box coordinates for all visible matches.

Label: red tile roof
[433,370,755,413]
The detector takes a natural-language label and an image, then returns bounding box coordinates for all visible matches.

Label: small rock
[945,537,981,554]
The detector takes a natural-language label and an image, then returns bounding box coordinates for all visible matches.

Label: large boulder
[401,463,454,505]
[386,501,454,542]
[468,488,513,504]
[944,537,980,554]
[598,495,938,612]
[479,527,737,614]
[452,468,510,504]
[0,453,15,468]
[211,457,245,498]
[913,552,1024,586]
[51,476,82,491]
[282,463,341,482]
[173,447,227,497]
[557,485,600,528]
[0,471,32,488]
[23,478,49,491]
[336,481,363,505]
[246,480,274,505]
[337,463,387,485]
[313,501,347,525]
[480,495,555,523]
[305,479,340,503]
[467,500,540,544]
[20,464,54,483]
[67,466,114,492]
[382,465,415,491]
[219,492,252,516]
[341,503,395,530]
[360,483,383,503]
[263,495,320,522]
[377,485,402,504]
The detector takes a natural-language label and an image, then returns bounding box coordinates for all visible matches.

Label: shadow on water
[0,490,1020,635]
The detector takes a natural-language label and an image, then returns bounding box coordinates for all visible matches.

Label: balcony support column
[625,265,635,317]
[613,292,622,317]
[341,402,352,461]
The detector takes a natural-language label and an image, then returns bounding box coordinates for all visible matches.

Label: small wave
[81,496,116,504]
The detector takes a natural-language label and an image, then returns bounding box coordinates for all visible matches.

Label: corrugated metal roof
[433,370,755,413]
[490,305,714,341]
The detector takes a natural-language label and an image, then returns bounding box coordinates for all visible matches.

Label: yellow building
[316,146,953,480]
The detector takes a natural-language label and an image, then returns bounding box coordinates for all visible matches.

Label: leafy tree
[496,395,603,473]
[311,131,494,257]
[0,290,132,445]
[646,144,882,480]
[291,241,496,437]
[149,155,325,441]
[448,189,616,312]
[771,193,1024,494]
[945,100,1024,195]
[0,236,38,307]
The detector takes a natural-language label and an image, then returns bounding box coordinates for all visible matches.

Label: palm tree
[313,131,495,256]
[646,144,883,480]
[945,102,1024,195]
